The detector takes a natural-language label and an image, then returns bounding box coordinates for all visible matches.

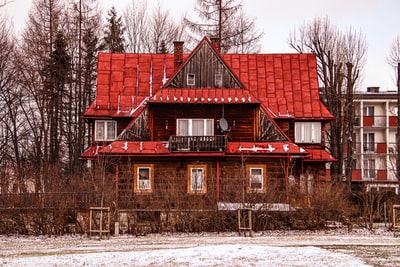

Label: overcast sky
[2,0,400,91]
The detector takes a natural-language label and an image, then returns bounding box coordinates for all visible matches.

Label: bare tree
[123,0,185,53]
[0,15,26,193]
[123,0,148,53]
[184,0,262,53]
[16,0,64,193]
[0,0,13,7]
[387,35,400,183]
[387,35,400,70]
[289,16,367,185]
[145,3,185,53]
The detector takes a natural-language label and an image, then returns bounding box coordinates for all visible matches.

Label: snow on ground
[1,229,400,266]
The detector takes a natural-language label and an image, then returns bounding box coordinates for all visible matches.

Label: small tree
[101,6,125,53]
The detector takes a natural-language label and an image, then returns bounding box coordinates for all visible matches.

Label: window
[363,133,375,152]
[246,164,266,193]
[215,73,223,87]
[187,73,195,86]
[134,164,154,193]
[363,106,375,116]
[363,159,376,179]
[187,164,207,193]
[295,122,321,143]
[95,120,117,141]
[363,106,375,125]
[177,119,214,136]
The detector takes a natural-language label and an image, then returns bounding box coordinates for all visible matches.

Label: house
[351,87,399,194]
[81,37,335,232]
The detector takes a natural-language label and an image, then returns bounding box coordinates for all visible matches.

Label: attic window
[295,122,321,144]
[95,120,117,141]
[187,74,195,86]
[215,73,222,87]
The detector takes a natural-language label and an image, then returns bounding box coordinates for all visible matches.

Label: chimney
[367,86,380,93]
[210,37,220,53]
[173,41,184,70]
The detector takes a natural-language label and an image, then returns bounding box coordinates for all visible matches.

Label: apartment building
[352,87,399,194]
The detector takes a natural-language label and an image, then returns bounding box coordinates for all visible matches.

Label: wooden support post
[89,207,111,240]
[238,208,253,237]
[393,205,400,237]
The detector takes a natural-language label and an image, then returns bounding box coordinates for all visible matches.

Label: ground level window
[134,164,154,193]
[187,164,207,194]
[246,164,266,193]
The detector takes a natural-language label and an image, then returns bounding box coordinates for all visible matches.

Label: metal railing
[0,192,100,209]
[169,135,227,152]
[354,116,398,127]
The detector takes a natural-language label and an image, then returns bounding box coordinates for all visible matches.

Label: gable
[165,38,243,89]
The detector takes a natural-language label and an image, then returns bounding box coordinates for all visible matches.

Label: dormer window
[95,120,117,141]
[215,73,222,87]
[187,73,195,86]
[295,122,321,143]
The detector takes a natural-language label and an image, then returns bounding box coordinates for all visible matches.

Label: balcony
[354,116,398,128]
[169,135,227,152]
[351,169,388,181]
[353,142,395,154]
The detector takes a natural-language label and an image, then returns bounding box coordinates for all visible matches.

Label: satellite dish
[219,118,229,132]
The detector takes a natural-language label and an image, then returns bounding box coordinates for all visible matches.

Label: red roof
[221,53,333,120]
[84,39,333,120]
[303,149,336,162]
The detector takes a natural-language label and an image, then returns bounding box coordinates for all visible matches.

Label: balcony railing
[351,169,394,181]
[169,135,227,152]
[354,116,398,127]
[353,142,398,154]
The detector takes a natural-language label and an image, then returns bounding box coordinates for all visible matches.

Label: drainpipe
[286,158,290,203]
[216,159,220,202]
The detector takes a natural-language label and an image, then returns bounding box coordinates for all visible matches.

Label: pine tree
[42,30,71,164]
[101,6,125,52]
[185,0,262,53]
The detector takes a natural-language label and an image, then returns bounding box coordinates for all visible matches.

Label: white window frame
[95,120,117,141]
[363,133,375,152]
[188,164,207,194]
[134,164,154,193]
[246,164,266,193]
[177,119,214,136]
[363,159,376,179]
[295,122,321,144]
[187,73,195,86]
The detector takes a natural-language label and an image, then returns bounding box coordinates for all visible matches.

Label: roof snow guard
[148,88,258,104]
[226,142,308,155]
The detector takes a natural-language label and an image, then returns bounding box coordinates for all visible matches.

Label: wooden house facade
[81,37,335,232]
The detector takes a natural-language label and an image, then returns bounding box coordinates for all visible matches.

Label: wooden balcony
[169,135,227,152]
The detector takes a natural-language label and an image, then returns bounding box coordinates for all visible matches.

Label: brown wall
[149,103,257,142]
[116,157,288,210]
